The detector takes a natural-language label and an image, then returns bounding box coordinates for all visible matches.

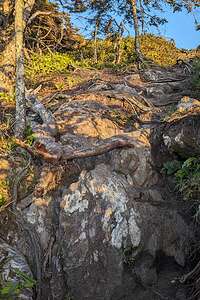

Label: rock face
[59,158,191,300]
[163,97,200,158]
[0,71,196,299]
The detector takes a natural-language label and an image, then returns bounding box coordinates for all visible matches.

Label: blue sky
[153,5,200,49]
[71,4,200,50]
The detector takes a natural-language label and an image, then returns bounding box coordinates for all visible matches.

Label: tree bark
[15,0,26,138]
[0,0,35,94]
[93,19,99,64]
[129,0,143,65]
[139,0,145,34]
[115,22,124,64]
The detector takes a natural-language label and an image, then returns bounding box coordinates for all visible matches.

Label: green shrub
[73,34,184,67]
[191,58,200,90]
[162,160,182,175]
[26,52,75,79]
[175,157,200,200]
[163,157,200,201]
[140,34,180,66]
[25,34,200,80]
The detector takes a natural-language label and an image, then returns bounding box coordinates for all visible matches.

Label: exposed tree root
[11,155,32,209]
[16,135,136,163]
[180,260,200,284]
[26,93,58,136]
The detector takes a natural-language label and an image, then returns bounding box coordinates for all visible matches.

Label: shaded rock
[134,253,157,286]
[163,97,200,157]
[0,239,34,300]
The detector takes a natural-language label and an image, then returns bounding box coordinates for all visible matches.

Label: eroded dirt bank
[0,64,199,300]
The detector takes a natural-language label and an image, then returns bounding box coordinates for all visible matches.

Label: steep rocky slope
[0,64,199,300]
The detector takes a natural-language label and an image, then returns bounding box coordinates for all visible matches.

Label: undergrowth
[25,34,200,83]
[73,34,200,67]
[163,157,200,200]
[24,126,35,146]
[191,58,200,98]
[0,93,15,104]
[0,266,36,299]
[25,52,75,79]
[0,112,15,207]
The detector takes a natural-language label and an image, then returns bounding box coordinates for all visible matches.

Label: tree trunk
[14,0,26,138]
[115,22,124,64]
[93,20,99,64]
[130,0,143,65]
[139,0,145,34]
[0,0,35,94]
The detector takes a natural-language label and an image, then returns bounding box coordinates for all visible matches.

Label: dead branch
[27,10,53,24]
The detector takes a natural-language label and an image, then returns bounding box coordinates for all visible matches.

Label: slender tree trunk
[93,19,99,64]
[115,22,124,64]
[139,0,145,34]
[0,0,35,94]
[15,0,26,138]
[130,0,143,65]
